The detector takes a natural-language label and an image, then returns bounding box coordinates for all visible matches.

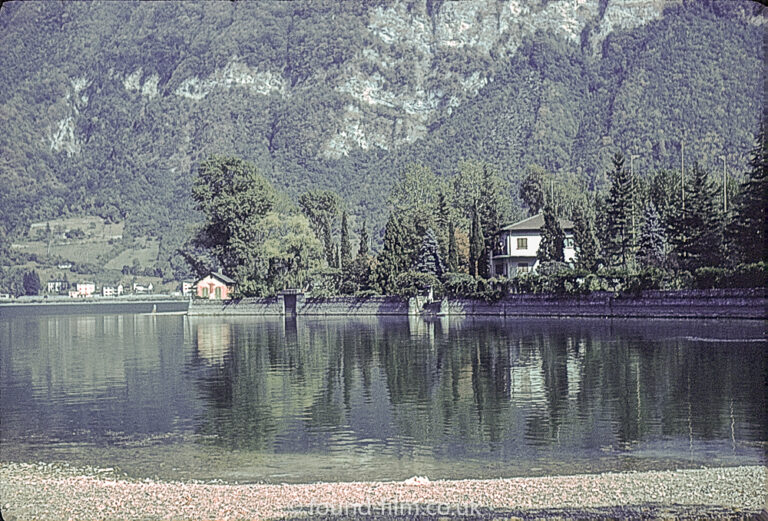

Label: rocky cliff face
[42,0,683,162]
[320,0,678,158]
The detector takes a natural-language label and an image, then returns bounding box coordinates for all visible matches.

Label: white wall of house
[491,231,576,277]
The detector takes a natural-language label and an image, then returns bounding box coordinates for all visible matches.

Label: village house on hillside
[490,213,575,277]
[195,271,236,300]
[69,282,96,298]
[46,280,69,294]
[102,284,124,297]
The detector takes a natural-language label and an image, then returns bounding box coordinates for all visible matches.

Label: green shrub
[693,267,726,289]
[443,272,477,297]
[392,271,440,298]
[723,262,768,288]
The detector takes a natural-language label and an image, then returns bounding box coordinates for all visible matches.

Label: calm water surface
[1,314,765,483]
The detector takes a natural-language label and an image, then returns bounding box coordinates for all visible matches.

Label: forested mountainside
[0,0,764,259]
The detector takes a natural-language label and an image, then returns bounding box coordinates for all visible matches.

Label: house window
[215,287,222,299]
[495,262,505,276]
[517,263,529,274]
[564,237,574,249]
[202,287,209,298]
[517,238,527,250]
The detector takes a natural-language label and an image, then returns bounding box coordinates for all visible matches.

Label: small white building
[133,282,154,294]
[47,280,68,294]
[490,213,576,277]
[102,284,124,297]
[181,280,195,296]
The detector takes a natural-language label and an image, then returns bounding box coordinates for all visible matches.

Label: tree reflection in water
[188,316,767,465]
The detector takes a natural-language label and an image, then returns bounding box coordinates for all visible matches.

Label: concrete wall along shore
[184,288,766,319]
[188,295,410,316]
[188,297,284,315]
[297,296,410,315]
[424,288,767,320]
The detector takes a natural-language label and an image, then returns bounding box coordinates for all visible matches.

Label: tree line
[185,120,767,298]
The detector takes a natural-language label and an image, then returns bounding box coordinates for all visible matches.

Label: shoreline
[1,462,764,520]
[0,288,765,320]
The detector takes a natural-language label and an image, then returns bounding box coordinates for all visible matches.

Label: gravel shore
[0,462,765,520]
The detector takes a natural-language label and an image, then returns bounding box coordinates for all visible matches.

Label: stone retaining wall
[186,289,765,319]
[188,297,284,315]
[297,296,409,315]
[424,289,767,320]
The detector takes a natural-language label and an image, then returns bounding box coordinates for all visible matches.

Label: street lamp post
[719,155,727,213]
[681,141,685,211]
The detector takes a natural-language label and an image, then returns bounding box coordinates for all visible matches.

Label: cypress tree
[376,213,412,293]
[538,205,565,263]
[340,211,352,269]
[358,218,370,258]
[323,222,334,267]
[334,243,341,269]
[447,220,458,272]
[478,165,503,278]
[23,270,40,296]
[603,152,637,269]
[572,202,600,271]
[469,207,484,277]
[414,228,445,278]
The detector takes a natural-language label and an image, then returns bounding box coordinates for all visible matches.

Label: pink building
[195,271,236,300]
[69,282,95,298]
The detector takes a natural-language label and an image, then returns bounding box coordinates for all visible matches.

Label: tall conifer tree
[668,164,723,270]
[447,220,459,272]
[340,211,352,269]
[730,120,768,263]
[572,202,600,271]
[538,205,565,263]
[469,208,484,277]
[358,218,370,258]
[637,203,666,268]
[414,228,445,278]
[603,153,637,269]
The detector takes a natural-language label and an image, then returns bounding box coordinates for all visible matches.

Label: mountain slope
[0,0,764,268]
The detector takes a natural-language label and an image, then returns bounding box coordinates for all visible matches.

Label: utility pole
[719,155,727,213]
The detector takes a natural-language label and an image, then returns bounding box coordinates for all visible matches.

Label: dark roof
[198,271,236,285]
[499,213,574,232]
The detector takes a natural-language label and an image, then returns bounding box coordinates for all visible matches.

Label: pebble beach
[1,462,765,520]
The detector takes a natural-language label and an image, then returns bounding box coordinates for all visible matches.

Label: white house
[102,284,124,297]
[181,280,195,296]
[489,213,576,277]
[133,282,154,294]
[46,280,68,294]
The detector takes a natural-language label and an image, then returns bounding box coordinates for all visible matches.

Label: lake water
[1,314,765,483]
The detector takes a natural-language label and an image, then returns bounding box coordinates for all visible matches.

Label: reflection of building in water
[509,352,546,404]
[195,323,232,364]
[566,338,584,399]
[73,315,97,338]
[408,315,435,346]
